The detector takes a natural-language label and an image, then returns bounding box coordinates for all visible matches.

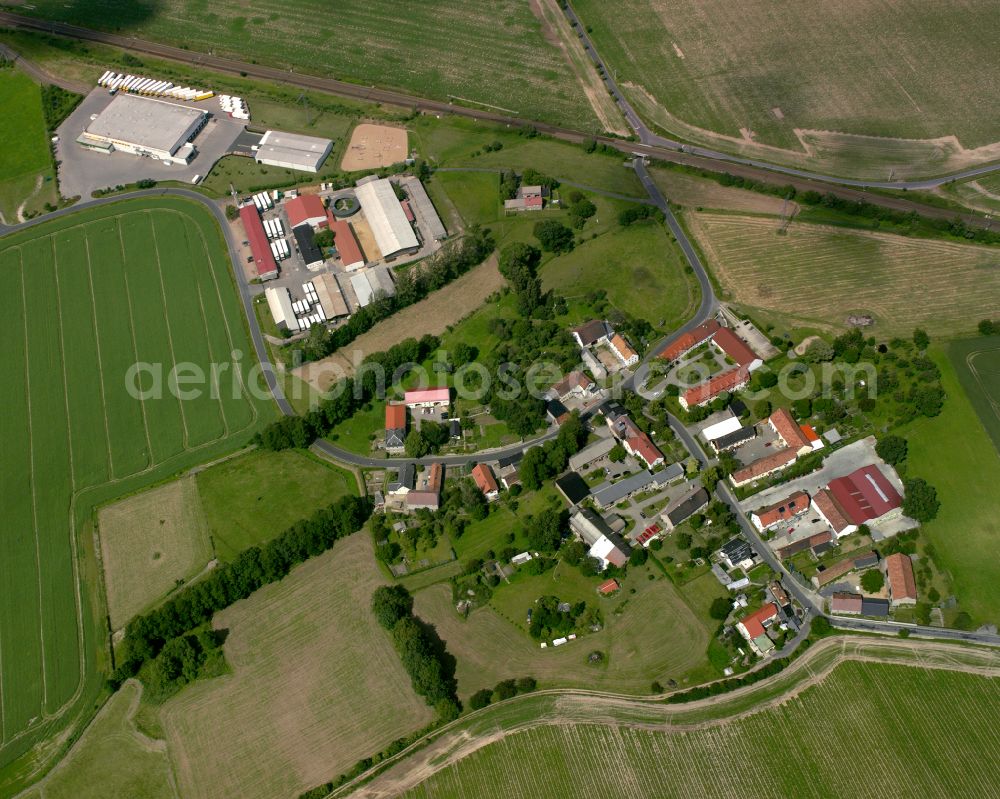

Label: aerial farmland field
[159,534,434,799]
[686,212,1000,337]
[0,197,273,791]
[574,0,1000,178]
[346,639,1000,799]
[20,0,599,131]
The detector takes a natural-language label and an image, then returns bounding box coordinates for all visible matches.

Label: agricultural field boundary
[329,636,1000,797]
[949,336,1000,456]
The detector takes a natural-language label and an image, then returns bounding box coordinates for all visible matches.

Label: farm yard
[159,534,434,799]
[574,0,1000,178]
[344,638,1000,799]
[0,197,273,788]
[20,0,599,131]
[686,212,1000,337]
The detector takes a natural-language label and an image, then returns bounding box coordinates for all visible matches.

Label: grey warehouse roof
[84,94,206,154]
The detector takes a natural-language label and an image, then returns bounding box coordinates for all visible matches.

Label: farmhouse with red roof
[736,603,779,656]
[810,465,903,537]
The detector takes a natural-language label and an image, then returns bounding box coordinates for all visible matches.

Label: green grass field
[574,0,1000,178]
[904,348,1000,625]
[19,681,174,799]
[0,197,274,790]
[23,0,597,131]
[196,449,357,559]
[0,67,54,222]
[950,336,1000,454]
[542,221,699,332]
[399,658,1000,798]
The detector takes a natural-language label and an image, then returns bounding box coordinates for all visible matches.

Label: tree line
[371,585,460,719]
[111,495,371,688]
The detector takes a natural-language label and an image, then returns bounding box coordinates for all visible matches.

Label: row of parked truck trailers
[97,70,214,101]
[250,191,274,212]
[294,281,327,331]
[262,217,284,240]
[270,239,290,261]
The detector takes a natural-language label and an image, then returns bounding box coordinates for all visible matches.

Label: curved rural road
[3,9,1000,198]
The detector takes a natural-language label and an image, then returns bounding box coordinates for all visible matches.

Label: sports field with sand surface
[159,534,434,799]
[342,124,409,171]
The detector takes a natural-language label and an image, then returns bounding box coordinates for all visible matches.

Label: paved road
[3,8,1000,203]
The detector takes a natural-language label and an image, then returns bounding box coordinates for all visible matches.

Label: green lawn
[543,220,699,332]
[196,449,357,559]
[0,197,275,792]
[19,682,173,799]
[903,347,1000,625]
[451,486,561,561]
[434,172,500,227]
[949,335,1000,454]
[325,400,387,457]
[0,67,53,221]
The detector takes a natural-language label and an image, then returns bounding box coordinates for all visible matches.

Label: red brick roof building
[713,326,761,369]
[471,463,500,499]
[598,578,620,595]
[239,205,278,281]
[660,320,721,362]
[285,194,327,228]
[326,210,365,270]
[768,407,814,454]
[830,592,863,614]
[885,552,917,607]
[751,491,810,531]
[680,367,751,409]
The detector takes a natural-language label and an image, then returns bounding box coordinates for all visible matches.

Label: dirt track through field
[342,636,1000,798]
[294,254,504,392]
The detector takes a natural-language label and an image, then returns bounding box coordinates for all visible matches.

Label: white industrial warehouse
[77,93,208,164]
[254,130,333,173]
[355,176,419,260]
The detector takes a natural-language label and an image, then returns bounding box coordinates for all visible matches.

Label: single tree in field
[913,328,930,351]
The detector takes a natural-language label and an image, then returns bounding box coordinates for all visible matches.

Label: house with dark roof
[775,530,834,560]
[555,472,591,505]
[293,222,324,269]
[384,403,407,452]
[387,462,416,495]
[546,398,571,425]
[861,597,890,617]
[720,537,755,570]
[571,320,611,348]
[663,487,710,530]
[712,425,756,452]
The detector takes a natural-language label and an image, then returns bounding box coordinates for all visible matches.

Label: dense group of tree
[371,585,459,718]
[468,677,537,710]
[111,496,370,688]
[287,226,494,365]
[518,414,589,489]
